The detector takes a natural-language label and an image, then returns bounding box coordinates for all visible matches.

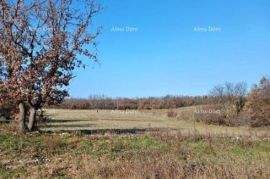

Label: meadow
[0,107,270,178]
[1,0,269,178]
[44,107,269,137]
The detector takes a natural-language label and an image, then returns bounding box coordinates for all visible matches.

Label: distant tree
[0,0,101,132]
[246,77,270,127]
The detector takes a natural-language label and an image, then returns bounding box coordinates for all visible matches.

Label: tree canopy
[0,0,101,132]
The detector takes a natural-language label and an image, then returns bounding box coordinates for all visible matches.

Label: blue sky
[69,0,270,98]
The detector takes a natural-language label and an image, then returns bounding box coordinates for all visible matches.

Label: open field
[1,107,270,178]
[1,0,269,178]
[44,107,270,138]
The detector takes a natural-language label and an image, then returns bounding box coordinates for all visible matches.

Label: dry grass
[43,108,269,137]
[0,126,270,178]
[1,108,269,178]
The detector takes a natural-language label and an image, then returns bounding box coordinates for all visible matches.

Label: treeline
[50,95,211,110]
[50,76,270,127]
[1,77,270,128]
[171,77,270,127]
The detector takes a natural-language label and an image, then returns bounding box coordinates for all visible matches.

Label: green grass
[0,166,27,179]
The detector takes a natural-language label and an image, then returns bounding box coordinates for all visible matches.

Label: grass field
[1,107,270,178]
[44,108,269,138]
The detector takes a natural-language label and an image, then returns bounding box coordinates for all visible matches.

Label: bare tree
[0,0,101,132]
[210,82,247,118]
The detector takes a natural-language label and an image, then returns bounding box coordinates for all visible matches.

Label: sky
[69,0,270,98]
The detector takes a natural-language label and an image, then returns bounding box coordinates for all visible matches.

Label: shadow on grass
[41,114,180,135]
[42,127,178,135]
[38,117,98,128]
[46,119,96,123]
[45,123,97,128]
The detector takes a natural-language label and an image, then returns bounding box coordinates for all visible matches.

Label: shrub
[208,82,248,126]
[193,105,226,125]
[246,77,270,127]
[167,110,177,118]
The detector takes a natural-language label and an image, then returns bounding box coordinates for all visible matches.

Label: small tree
[0,0,101,132]
[209,82,247,122]
[246,77,270,127]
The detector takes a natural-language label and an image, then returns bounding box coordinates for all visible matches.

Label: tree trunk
[18,103,26,133]
[28,107,36,131]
